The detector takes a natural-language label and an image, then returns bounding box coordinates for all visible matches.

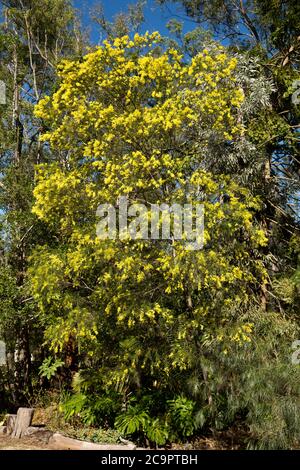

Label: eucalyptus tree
[0,0,84,403]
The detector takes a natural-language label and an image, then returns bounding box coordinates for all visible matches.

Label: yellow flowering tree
[31,33,270,442]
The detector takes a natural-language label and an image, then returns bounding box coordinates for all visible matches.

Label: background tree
[91,0,146,40]
[158,0,300,310]
[0,0,84,404]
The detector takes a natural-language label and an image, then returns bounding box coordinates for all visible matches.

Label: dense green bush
[59,309,300,448]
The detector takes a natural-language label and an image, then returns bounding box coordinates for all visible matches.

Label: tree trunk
[18,325,32,395]
[5,350,17,404]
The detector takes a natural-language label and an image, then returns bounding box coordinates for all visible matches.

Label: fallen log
[48,433,136,450]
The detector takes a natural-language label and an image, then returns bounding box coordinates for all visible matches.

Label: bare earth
[0,435,52,450]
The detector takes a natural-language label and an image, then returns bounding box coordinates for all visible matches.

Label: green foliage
[61,389,122,427]
[159,1,300,54]
[39,357,64,380]
[70,427,121,445]
[0,0,84,404]
[41,401,121,444]
[115,406,150,436]
[168,396,198,437]
[61,392,87,421]
[59,306,300,448]
[91,0,146,38]
[145,418,170,446]
[115,401,170,446]
[273,237,300,313]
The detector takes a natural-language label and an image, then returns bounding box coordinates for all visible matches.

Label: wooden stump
[0,425,7,435]
[5,414,17,436]
[11,408,34,439]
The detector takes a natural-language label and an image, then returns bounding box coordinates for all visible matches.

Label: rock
[23,427,53,443]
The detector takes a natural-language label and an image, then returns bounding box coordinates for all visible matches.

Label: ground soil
[0,434,52,450]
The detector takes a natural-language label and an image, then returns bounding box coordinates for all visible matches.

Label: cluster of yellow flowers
[35,32,244,176]
[31,33,268,372]
[217,322,254,352]
[230,323,254,344]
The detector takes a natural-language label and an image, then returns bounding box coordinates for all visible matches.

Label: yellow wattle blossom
[31,32,267,382]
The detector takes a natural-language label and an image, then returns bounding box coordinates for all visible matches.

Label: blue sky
[73,0,196,44]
